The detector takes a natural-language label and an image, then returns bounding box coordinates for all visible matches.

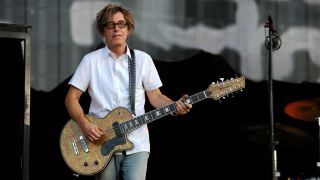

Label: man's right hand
[79,120,104,142]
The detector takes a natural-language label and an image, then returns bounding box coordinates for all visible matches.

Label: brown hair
[96,2,134,35]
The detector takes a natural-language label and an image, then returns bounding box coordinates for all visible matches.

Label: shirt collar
[104,45,131,60]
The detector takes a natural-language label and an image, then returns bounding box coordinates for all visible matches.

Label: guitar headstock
[206,76,245,100]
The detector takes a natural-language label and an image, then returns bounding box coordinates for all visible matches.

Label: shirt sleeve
[142,54,163,91]
[68,55,91,92]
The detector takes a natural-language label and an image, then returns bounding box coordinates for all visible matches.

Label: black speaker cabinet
[0,23,31,180]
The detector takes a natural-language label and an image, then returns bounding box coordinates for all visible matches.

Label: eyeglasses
[104,21,128,29]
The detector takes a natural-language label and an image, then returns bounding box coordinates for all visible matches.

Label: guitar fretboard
[119,91,208,134]
[118,76,245,134]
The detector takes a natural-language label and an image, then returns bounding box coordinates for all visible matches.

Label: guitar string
[97,85,242,137]
[97,90,213,137]
[87,79,243,139]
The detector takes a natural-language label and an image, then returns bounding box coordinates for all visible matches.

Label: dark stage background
[1,37,25,180]
[28,50,319,180]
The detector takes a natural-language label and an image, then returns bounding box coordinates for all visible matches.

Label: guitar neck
[119,91,209,134]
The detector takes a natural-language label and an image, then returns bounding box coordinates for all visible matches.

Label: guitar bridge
[79,136,89,153]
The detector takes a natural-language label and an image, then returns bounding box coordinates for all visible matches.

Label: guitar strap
[128,48,136,116]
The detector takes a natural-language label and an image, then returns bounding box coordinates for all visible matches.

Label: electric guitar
[59,76,245,176]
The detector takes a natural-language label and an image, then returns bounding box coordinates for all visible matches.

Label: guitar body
[59,107,134,176]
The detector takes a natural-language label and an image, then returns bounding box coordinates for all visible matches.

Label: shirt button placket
[115,60,120,106]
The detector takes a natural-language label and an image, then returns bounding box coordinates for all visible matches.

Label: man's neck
[109,45,126,58]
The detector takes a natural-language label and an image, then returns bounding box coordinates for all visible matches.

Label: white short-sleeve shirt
[69,46,163,154]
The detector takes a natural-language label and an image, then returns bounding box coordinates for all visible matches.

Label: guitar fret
[140,115,145,124]
[137,116,143,126]
[164,106,170,114]
[190,95,198,103]
[199,91,206,99]
[127,122,131,131]
[144,114,150,123]
[169,104,176,113]
[129,120,134,129]
[150,110,156,120]
[123,122,129,132]
[193,92,206,103]
[134,118,139,126]
[155,110,161,117]
[162,107,169,116]
[154,110,160,118]
[156,108,164,118]
[205,90,211,97]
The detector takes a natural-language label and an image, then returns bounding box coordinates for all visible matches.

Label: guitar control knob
[94,160,99,165]
[84,162,88,167]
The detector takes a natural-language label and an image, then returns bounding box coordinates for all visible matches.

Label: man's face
[103,12,130,49]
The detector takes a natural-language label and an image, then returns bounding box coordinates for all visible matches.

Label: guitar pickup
[79,136,89,153]
[72,140,79,155]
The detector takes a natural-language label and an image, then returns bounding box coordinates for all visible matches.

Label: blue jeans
[95,152,149,180]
